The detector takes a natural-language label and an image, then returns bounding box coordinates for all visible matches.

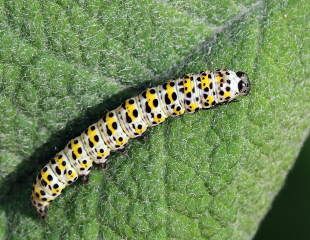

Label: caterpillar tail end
[31,194,49,219]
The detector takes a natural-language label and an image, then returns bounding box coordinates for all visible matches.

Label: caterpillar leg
[31,196,49,219]
[99,162,107,170]
[40,206,48,219]
[92,154,108,171]
[118,147,129,157]
[135,133,148,141]
[81,175,89,184]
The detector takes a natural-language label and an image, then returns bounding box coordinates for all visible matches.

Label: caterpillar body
[31,69,250,218]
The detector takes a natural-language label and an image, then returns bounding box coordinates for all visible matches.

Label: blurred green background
[255,134,310,240]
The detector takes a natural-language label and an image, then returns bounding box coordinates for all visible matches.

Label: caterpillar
[31,69,250,218]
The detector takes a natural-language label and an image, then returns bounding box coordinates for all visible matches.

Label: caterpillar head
[215,70,250,103]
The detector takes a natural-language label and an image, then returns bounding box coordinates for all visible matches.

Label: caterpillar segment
[97,111,130,151]
[64,137,93,177]
[158,80,185,117]
[31,69,250,217]
[115,97,148,138]
[49,151,79,184]
[80,123,111,164]
[197,71,217,108]
[137,87,168,126]
[181,74,203,112]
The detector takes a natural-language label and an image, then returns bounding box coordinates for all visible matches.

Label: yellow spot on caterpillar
[135,127,145,135]
[153,115,163,123]
[183,79,194,94]
[215,76,222,83]
[82,161,89,168]
[51,186,63,194]
[173,107,185,115]
[125,100,137,121]
[207,95,214,103]
[116,138,123,145]
[188,102,199,112]
[41,168,52,184]
[105,114,117,134]
[97,150,108,158]
[55,156,66,171]
[71,140,82,158]
[224,91,231,98]
[87,127,99,147]
[166,81,176,103]
[33,184,42,197]
[66,169,77,180]
[201,76,210,88]
[146,89,158,110]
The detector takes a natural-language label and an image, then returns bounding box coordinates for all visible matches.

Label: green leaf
[0,0,309,239]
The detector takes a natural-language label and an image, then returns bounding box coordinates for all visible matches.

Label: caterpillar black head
[236,71,250,96]
[214,69,250,103]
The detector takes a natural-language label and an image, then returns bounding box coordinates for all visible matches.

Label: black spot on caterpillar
[31,69,250,218]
